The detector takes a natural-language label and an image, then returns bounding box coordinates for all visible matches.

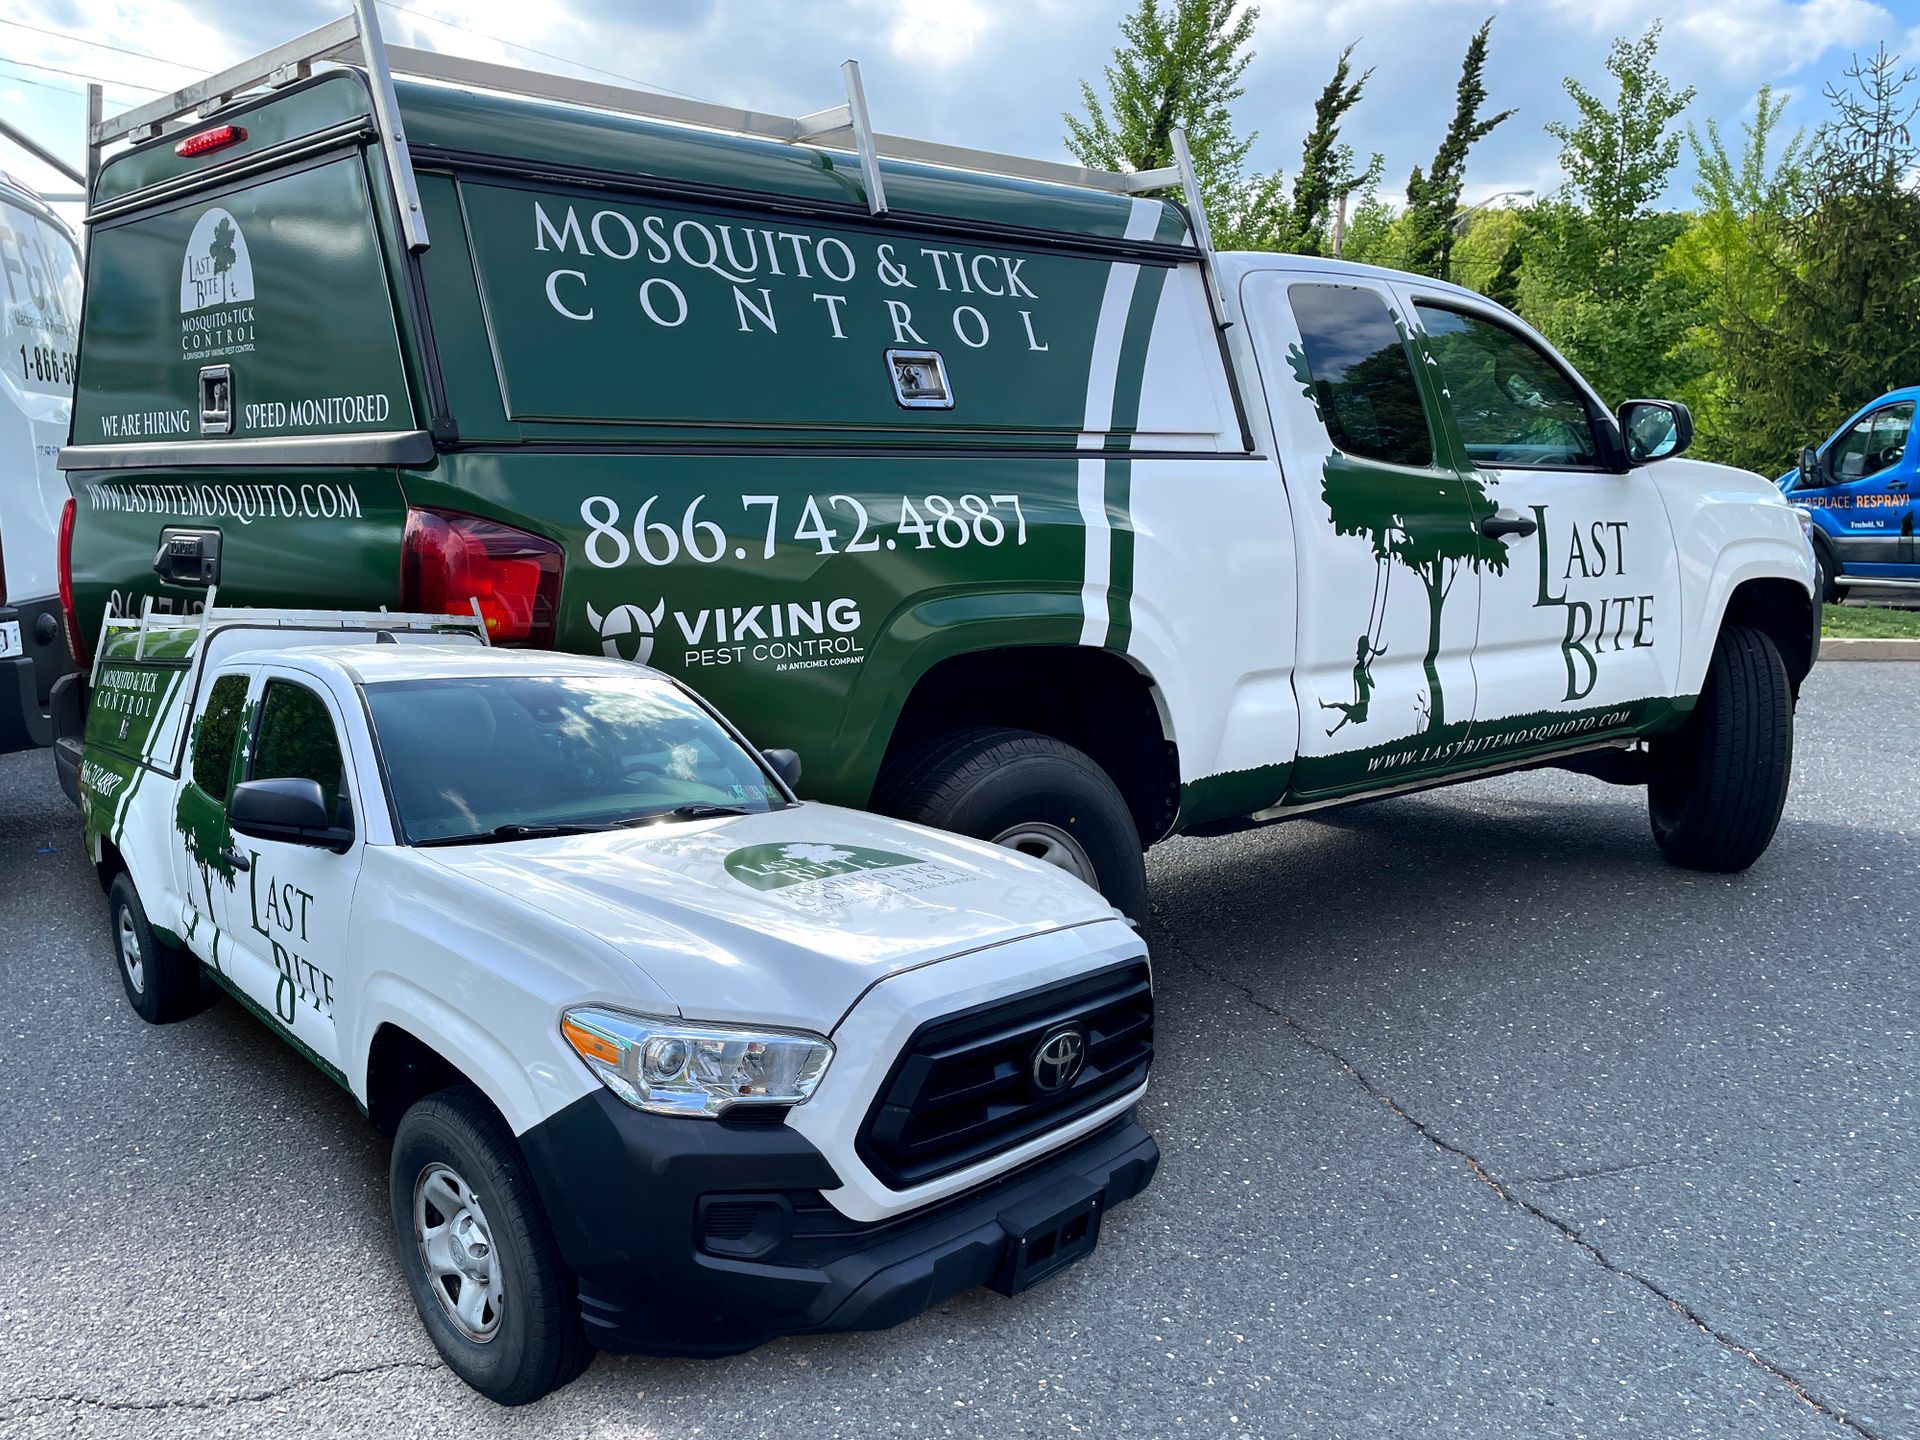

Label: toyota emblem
[1029,1024,1087,1095]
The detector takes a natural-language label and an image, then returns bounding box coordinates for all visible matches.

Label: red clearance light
[57,495,85,670]
[401,507,563,648]
[174,124,245,158]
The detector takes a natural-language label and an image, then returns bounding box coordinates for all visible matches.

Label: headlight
[560,1007,832,1118]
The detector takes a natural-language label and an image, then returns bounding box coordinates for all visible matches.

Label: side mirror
[1617,399,1694,465]
[1798,445,1822,489]
[229,777,342,849]
[761,747,802,791]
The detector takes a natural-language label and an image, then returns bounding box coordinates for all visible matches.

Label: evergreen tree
[1725,48,1920,471]
[1290,45,1380,254]
[1404,18,1514,279]
[1064,0,1259,219]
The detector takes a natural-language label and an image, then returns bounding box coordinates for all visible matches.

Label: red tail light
[401,507,562,647]
[57,495,84,669]
[174,124,245,158]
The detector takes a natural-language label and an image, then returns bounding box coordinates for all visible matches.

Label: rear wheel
[108,873,206,1024]
[1648,625,1793,873]
[390,1086,591,1405]
[874,726,1148,921]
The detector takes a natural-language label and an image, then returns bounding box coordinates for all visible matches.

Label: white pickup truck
[78,605,1156,1404]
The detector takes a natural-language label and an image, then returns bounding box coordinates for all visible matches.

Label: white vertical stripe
[1078,198,1167,647]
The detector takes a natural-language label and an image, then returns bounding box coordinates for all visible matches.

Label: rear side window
[1287,284,1433,467]
[190,674,248,800]
[252,681,345,810]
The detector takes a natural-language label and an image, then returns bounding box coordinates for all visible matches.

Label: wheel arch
[875,640,1182,844]
[1679,538,1818,700]
[351,977,545,1138]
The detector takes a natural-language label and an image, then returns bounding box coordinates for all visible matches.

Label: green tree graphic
[209,217,237,277]
[174,698,247,969]
[1290,340,1511,730]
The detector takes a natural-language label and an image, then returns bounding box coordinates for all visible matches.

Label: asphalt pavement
[2,663,1914,1438]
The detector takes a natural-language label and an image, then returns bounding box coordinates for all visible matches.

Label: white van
[0,172,81,752]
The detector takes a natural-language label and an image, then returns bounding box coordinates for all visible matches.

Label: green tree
[1064,0,1259,219]
[1404,18,1515,279]
[1220,45,1384,253]
[1521,24,1699,403]
[1724,48,1920,471]
[209,216,236,276]
[1290,45,1381,254]
[1666,86,1807,467]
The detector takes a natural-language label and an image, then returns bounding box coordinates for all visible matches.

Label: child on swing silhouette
[1322,633,1387,735]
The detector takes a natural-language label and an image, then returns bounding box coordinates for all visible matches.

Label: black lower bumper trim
[517,1090,1156,1357]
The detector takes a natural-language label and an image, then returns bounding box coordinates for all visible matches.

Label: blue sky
[3,0,1918,224]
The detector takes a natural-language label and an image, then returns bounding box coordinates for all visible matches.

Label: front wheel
[1813,537,1841,605]
[874,726,1149,921]
[390,1087,591,1405]
[1647,625,1793,873]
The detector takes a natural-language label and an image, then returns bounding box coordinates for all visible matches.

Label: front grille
[856,960,1152,1188]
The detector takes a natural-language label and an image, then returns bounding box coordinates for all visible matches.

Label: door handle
[220,847,252,873]
[1480,508,1538,539]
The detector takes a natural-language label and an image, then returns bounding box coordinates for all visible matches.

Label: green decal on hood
[724,842,926,891]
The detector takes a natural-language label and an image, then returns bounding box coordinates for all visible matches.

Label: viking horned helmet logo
[586,600,668,665]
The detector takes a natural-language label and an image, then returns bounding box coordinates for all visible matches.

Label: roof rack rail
[86,2,1193,258]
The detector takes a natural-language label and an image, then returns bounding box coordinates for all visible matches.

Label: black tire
[873,726,1149,921]
[1813,536,1841,605]
[390,1087,591,1405]
[108,872,207,1024]
[1648,625,1793,873]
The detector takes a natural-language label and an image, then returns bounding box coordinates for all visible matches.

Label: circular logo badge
[1029,1023,1088,1096]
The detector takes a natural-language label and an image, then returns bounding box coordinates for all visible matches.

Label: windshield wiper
[621,802,751,826]
[418,821,621,847]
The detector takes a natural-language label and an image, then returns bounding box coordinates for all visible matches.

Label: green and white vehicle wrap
[56,23,1821,910]
[77,605,1158,1402]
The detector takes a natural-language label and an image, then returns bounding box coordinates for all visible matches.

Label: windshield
[364,673,784,844]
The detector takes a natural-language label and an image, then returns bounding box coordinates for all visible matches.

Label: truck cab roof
[224,640,655,688]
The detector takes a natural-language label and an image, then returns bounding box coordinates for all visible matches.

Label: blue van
[1780,386,1918,601]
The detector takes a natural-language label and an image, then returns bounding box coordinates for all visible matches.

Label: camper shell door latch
[153,527,222,588]
[198,364,233,436]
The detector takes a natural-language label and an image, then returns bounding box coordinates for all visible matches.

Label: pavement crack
[1517,1157,1681,1186]
[1156,924,1884,1439]
[3,1357,444,1417]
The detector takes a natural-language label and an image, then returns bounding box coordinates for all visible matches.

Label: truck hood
[413,803,1122,1033]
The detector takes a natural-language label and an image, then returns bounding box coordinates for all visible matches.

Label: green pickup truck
[53,7,1819,914]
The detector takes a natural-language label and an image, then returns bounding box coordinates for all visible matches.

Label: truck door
[1240,271,1482,797]
[1803,399,1915,578]
[1400,291,1682,747]
[215,670,361,1073]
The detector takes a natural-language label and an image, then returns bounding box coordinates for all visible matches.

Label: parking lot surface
[2,663,1913,1439]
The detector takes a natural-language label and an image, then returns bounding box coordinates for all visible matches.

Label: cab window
[1415,304,1602,469]
[251,680,350,826]
[1830,402,1913,483]
[189,674,248,801]
[1287,283,1434,468]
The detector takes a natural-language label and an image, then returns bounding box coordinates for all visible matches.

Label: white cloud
[1676,0,1891,75]
[885,0,993,67]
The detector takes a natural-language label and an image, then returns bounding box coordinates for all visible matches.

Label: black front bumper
[516,1091,1157,1357]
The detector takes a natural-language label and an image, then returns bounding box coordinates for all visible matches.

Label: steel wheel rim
[991,821,1097,885]
[413,1162,504,1342]
[117,908,144,995]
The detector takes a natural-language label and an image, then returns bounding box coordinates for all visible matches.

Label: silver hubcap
[117,908,144,995]
[991,821,1097,885]
[414,1163,504,1342]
